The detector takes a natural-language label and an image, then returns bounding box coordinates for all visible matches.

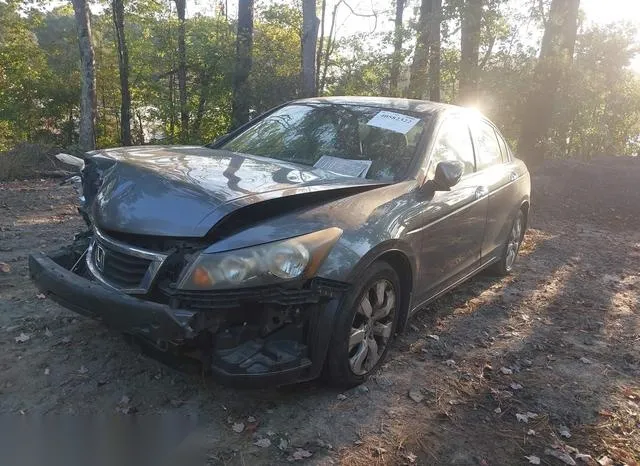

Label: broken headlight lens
[177,227,343,290]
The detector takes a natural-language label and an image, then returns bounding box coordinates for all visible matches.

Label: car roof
[292,96,460,116]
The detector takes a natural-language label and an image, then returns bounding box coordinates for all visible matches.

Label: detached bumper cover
[29,252,193,340]
[28,251,345,386]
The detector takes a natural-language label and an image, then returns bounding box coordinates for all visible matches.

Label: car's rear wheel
[491,209,525,276]
[324,261,401,387]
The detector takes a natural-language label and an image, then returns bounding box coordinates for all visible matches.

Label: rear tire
[324,261,401,388]
[491,209,525,276]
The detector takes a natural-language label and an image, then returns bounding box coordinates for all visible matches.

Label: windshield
[220,103,427,181]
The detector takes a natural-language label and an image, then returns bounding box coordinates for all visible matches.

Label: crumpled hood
[86,145,386,237]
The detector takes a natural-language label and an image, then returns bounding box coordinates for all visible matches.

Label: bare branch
[341,0,379,31]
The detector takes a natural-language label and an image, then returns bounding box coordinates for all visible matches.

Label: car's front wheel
[324,261,401,387]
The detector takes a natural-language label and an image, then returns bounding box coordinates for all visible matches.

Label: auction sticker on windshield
[366,111,421,134]
[314,155,372,178]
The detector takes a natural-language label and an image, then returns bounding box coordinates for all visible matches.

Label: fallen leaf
[527,429,536,436]
[44,328,53,338]
[231,422,245,433]
[525,455,541,465]
[494,407,502,414]
[545,448,577,465]
[427,334,440,341]
[575,453,595,464]
[500,367,513,375]
[78,365,88,374]
[254,438,271,448]
[0,262,11,273]
[597,456,614,466]
[516,412,538,423]
[36,293,46,300]
[408,388,424,403]
[559,425,572,438]
[510,382,523,390]
[580,357,592,364]
[14,333,30,343]
[405,452,417,463]
[336,393,347,401]
[289,448,313,461]
[373,447,387,456]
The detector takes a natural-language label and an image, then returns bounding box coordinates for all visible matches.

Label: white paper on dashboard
[313,155,372,178]
[366,110,421,134]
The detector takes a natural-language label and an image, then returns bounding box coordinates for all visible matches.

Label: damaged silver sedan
[29,97,530,387]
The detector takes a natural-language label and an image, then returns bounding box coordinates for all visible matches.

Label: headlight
[177,227,343,290]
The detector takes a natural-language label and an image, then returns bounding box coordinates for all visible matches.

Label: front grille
[92,239,152,288]
[87,228,168,294]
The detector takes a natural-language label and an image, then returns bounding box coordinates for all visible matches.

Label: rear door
[413,116,488,304]
[470,119,520,260]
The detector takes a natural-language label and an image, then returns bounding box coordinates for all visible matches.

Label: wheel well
[520,201,530,229]
[377,251,413,333]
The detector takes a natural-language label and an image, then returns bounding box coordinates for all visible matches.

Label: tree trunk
[67,105,74,146]
[319,1,339,94]
[428,0,441,101]
[169,72,175,141]
[301,0,319,97]
[389,0,405,96]
[315,0,326,92]
[518,0,580,169]
[459,0,482,105]
[408,0,432,99]
[112,0,131,146]
[174,0,188,142]
[231,0,254,128]
[71,0,97,151]
[192,67,210,139]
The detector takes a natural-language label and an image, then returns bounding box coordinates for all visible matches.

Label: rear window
[471,120,503,170]
[496,131,511,162]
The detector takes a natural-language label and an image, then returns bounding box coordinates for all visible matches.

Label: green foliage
[0,1,51,149]
[557,24,640,158]
[0,0,639,166]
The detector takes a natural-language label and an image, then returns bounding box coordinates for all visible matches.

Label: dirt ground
[0,157,638,465]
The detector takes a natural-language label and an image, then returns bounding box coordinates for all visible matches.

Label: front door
[411,116,488,305]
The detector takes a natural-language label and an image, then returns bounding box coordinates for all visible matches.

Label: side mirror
[431,161,464,191]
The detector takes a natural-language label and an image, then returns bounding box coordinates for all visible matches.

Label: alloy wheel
[505,214,523,271]
[348,279,396,375]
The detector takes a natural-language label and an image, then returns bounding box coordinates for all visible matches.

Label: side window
[427,118,475,180]
[472,121,503,170]
[495,130,511,162]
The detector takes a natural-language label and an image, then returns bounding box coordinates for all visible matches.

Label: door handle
[475,186,489,199]
[509,171,518,182]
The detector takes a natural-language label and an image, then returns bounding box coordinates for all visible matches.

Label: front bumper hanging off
[28,249,348,387]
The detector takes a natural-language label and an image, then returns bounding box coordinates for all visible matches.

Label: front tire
[325,261,401,387]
